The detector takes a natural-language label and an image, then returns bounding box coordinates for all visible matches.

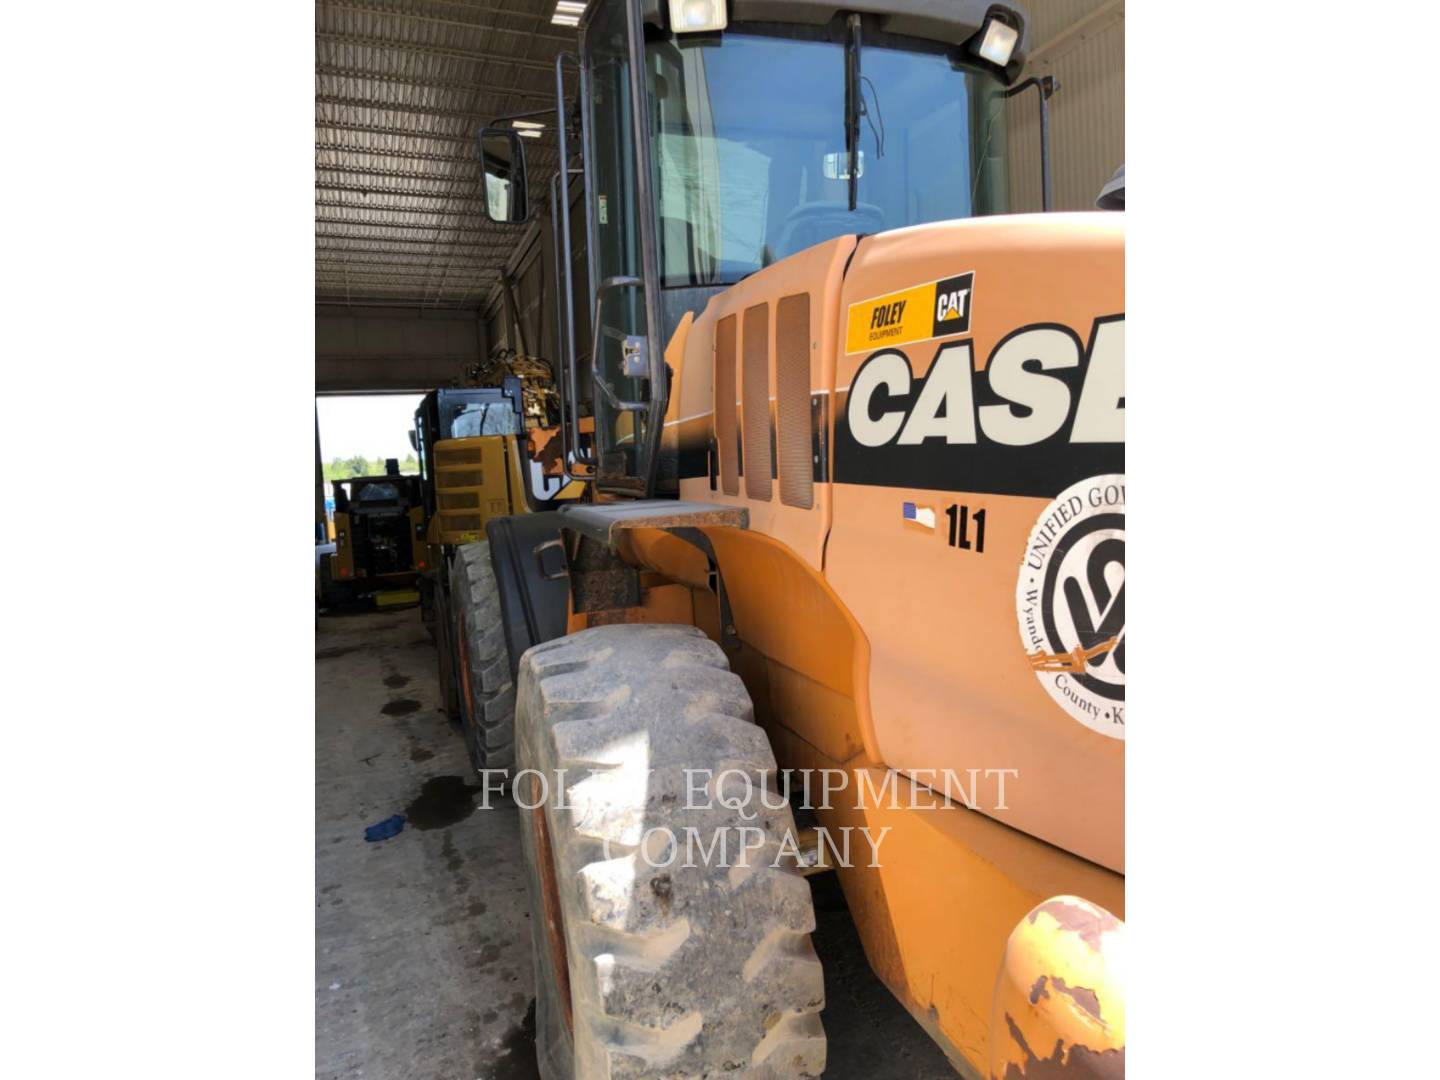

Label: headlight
[669,0,726,33]
[974,16,1019,68]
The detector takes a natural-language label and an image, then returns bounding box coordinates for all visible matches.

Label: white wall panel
[1008,0,1125,213]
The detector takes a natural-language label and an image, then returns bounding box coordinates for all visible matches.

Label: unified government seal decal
[1016,474,1125,739]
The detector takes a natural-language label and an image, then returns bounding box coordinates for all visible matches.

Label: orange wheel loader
[451,2,1124,1076]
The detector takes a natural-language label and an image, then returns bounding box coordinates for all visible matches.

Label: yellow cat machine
[320,461,425,609]
[454,2,1125,1077]
[413,382,584,722]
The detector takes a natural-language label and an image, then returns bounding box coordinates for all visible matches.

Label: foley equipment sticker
[844,272,974,354]
[1016,475,1125,739]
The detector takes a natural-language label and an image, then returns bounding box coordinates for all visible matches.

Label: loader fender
[484,512,571,683]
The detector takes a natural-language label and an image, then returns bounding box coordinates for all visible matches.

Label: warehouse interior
[4,0,1424,1072]
[315,0,1123,396]
[314,2,1126,1076]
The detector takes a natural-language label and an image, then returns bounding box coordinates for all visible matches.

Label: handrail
[622,0,668,497]
[553,50,595,469]
[544,2,666,493]
[548,170,579,485]
[589,274,649,413]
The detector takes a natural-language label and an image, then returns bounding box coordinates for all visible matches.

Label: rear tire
[434,575,461,721]
[516,624,827,1079]
[451,540,516,773]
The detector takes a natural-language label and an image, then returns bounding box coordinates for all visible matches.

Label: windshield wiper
[861,74,885,160]
[844,14,861,212]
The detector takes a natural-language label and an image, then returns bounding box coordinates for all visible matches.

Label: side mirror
[1096,164,1125,210]
[479,127,529,224]
[407,429,418,452]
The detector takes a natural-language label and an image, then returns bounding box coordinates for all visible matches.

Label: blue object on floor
[364,814,405,842]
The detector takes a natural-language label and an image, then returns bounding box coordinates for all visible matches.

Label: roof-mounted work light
[669,0,727,33]
[973,15,1019,68]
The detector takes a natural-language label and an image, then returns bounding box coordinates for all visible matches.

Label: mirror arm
[1003,75,1059,212]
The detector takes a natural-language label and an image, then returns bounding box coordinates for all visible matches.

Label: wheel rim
[456,610,475,731]
[528,771,574,1032]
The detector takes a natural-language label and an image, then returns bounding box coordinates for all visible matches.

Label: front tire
[451,540,517,773]
[516,624,827,1079]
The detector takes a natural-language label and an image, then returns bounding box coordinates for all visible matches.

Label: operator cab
[480,0,1030,496]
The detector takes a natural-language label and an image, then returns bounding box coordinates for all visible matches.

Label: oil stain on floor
[381,698,422,716]
[383,673,411,689]
[405,775,483,830]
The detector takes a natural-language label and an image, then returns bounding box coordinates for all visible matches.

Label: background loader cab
[466,2,1127,1077]
[413,383,584,719]
[414,383,528,718]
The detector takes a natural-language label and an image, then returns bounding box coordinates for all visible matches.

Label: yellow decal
[844,271,974,354]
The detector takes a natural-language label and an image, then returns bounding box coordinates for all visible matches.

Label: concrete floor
[316,607,954,1079]
[316,608,537,1080]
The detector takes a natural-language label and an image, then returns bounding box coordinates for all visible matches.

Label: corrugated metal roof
[316,1,1124,302]
[315,0,574,308]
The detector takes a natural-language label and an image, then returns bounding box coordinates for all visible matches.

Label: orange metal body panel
[665,216,1123,869]
[770,732,1124,1075]
[701,526,877,764]
[615,521,1124,1073]
[829,215,1124,873]
[608,213,1124,1075]
[670,236,856,569]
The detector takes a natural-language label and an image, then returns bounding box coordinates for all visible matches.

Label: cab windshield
[647,25,1009,287]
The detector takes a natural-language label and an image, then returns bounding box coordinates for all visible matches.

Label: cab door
[579,0,666,495]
